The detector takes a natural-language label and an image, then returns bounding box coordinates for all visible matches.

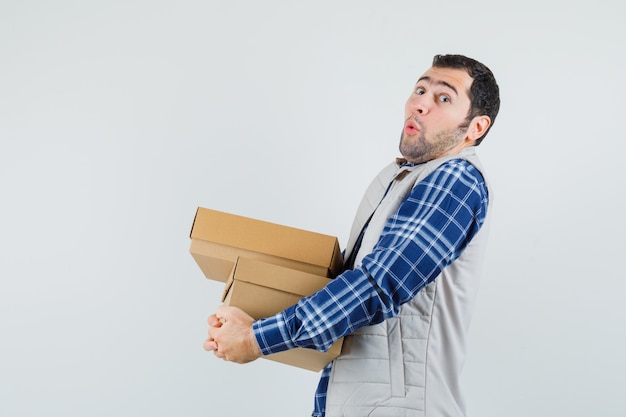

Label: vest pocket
[386,317,405,397]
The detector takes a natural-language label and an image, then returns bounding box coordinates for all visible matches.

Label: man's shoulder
[436,157,485,184]
[421,159,488,204]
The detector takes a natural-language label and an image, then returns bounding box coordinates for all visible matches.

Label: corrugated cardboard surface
[223,257,343,372]
[189,207,343,282]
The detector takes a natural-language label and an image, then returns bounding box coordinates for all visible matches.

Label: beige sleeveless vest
[326,147,491,417]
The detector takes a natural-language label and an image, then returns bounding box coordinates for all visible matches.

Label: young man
[204,54,501,417]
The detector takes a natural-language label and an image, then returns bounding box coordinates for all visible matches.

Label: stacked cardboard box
[223,257,343,371]
[189,207,344,372]
[189,207,343,281]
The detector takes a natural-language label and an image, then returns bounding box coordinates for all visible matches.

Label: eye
[415,87,425,95]
[438,94,451,103]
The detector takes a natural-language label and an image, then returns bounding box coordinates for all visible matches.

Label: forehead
[417,66,473,98]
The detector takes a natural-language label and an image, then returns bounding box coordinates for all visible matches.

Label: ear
[466,115,491,143]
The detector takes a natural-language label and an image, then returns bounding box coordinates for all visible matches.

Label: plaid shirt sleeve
[252,159,489,355]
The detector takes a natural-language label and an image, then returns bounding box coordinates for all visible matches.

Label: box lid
[190,207,342,274]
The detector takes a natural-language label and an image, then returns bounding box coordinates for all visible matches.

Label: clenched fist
[204,305,262,364]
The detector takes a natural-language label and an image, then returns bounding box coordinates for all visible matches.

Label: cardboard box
[223,257,344,372]
[189,207,343,282]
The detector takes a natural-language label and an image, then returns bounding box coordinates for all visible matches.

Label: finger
[211,341,226,359]
[203,338,218,351]
[205,326,220,351]
[207,314,222,327]
[207,323,221,341]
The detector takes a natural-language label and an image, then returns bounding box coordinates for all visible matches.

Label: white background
[1,1,624,416]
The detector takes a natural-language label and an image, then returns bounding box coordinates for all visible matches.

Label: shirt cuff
[252,305,298,356]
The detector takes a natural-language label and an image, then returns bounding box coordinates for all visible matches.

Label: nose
[407,95,429,115]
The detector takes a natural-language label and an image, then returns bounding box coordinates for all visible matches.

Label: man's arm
[254,160,488,356]
[205,160,488,361]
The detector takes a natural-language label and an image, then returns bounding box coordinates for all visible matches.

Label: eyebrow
[417,76,458,96]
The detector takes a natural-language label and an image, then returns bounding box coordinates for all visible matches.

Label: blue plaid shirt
[252,159,489,417]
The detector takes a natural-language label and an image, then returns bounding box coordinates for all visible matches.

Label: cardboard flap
[221,258,239,302]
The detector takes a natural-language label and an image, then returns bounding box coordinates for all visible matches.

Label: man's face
[400,66,474,164]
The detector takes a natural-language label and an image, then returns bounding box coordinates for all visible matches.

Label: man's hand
[204,305,262,364]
